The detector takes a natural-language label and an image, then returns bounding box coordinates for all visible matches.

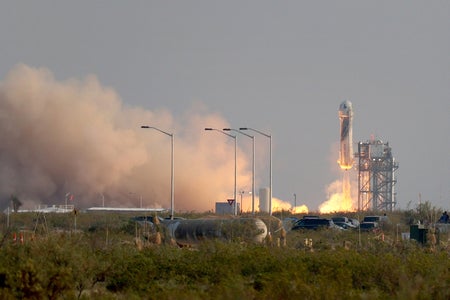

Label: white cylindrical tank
[259,187,270,213]
[163,218,268,246]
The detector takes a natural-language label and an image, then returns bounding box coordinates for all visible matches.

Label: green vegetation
[0,207,449,299]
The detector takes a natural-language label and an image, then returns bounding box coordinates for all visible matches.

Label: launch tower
[357,139,398,212]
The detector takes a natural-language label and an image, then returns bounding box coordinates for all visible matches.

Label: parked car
[332,217,357,229]
[302,215,320,219]
[359,221,379,232]
[292,218,338,230]
[362,216,384,223]
[282,217,299,231]
[348,218,360,228]
[360,215,388,232]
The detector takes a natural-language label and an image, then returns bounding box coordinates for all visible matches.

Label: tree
[404,200,441,225]
[10,194,22,212]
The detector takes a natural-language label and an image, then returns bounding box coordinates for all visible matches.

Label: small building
[215,202,240,215]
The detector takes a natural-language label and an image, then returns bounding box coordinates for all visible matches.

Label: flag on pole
[65,192,74,201]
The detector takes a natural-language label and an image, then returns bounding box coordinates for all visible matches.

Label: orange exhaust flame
[291,205,309,214]
[257,197,309,214]
[271,197,309,214]
[319,171,356,214]
[337,162,353,171]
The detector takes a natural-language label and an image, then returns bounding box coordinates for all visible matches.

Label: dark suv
[291,218,336,230]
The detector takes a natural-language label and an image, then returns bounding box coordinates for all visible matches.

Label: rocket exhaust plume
[0,65,252,211]
[319,173,356,213]
[270,197,308,214]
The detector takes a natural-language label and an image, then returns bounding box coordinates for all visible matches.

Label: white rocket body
[338,100,354,170]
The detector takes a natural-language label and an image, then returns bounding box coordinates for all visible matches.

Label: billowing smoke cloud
[0,64,252,212]
[319,174,358,213]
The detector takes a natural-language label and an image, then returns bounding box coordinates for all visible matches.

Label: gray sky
[1,1,449,212]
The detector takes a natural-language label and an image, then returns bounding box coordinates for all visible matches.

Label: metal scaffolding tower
[357,139,399,212]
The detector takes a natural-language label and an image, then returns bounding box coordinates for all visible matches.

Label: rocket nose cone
[339,100,353,114]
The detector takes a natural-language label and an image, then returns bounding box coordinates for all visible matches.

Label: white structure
[259,187,270,213]
[357,139,398,211]
[86,207,166,213]
[18,204,75,214]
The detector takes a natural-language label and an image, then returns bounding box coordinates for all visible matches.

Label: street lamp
[100,193,105,207]
[129,192,143,208]
[223,128,255,215]
[239,190,248,214]
[294,193,297,209]
[240,127,272,216]
[141,125,174,219]
[205,128,237,216]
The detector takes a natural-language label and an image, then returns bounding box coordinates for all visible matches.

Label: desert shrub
[1,211,450,299]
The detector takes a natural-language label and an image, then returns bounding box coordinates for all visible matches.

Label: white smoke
[318,174,358,213]
[0,64,252,212]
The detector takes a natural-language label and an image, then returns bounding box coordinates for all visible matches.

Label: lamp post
[240,127,272,215]
[239,190,247,214]
[141,125,174,219]
[294,193,297,209]
[223,128,255,215]
[130,192,142,208]
[100,193,105,207]
[129,192,143,208]
[205,128,237,216]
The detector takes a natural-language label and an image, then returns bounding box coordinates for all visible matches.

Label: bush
[0,211,450,298]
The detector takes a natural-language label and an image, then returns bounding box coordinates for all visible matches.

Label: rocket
[338,100,354,170]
